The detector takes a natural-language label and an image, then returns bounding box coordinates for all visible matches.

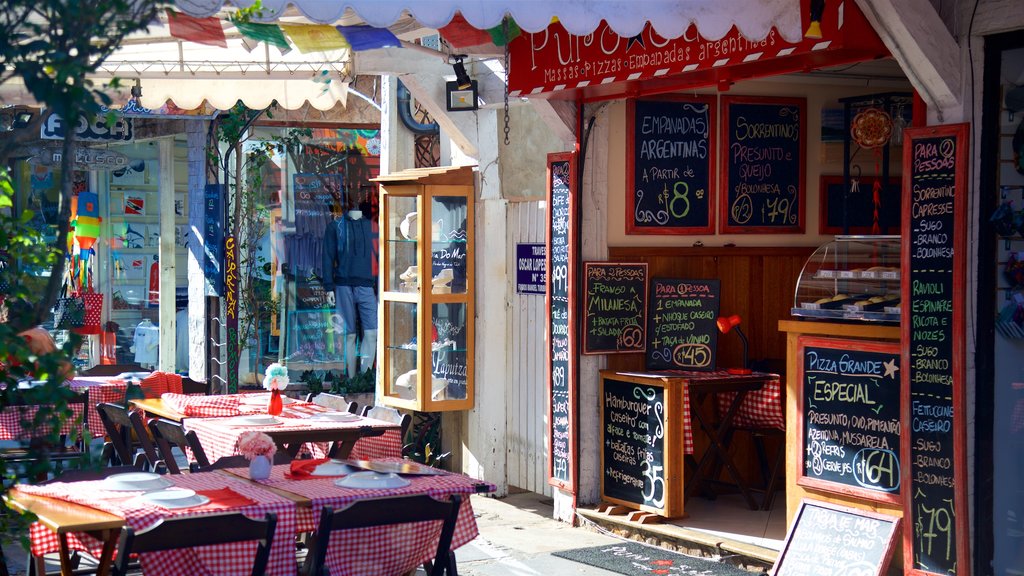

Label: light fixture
[716,314,751,375]
[130,79,142,99]
[805,0,825,39]
[0,106,36,131]
[451,55,472,90]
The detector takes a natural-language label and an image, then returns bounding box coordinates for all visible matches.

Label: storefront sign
[515,243,546,295]
[582,262,647,354]
[774,500,900,576]
[645,278,719,371]
[40,112,133,142]
[627,97,715,234]
[601,377,667,512]
[225,235,239,394]
[25,144,131,171]
[203,184,224,297]
[797,337,902,503]
[720,96,805,233]
[546,152,577,492]
[901,124,970,576]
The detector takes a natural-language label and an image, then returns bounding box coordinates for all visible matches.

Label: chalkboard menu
[546,153,576,491]
[646,279,719,371]
[720,96,805,233]
[774,499,900,576]
[583,263,648,354]
[601,377,667,513]
[901,124,968,576]
[626,97,716,234]
[797,337,902,503]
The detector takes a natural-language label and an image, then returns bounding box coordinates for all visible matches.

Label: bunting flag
[166,9,227,48]
[335,25,400,51]
[280,23,349,53]
[438,13,493,49]
[234,21,291,52]
[487,19,521,46]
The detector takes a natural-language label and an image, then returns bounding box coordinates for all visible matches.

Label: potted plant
[330,368,375,409]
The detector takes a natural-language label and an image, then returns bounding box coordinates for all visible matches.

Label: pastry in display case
[792,235,901,323]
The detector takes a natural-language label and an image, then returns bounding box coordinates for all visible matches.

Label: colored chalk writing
[547,155,575,489]
[601,377,666,510]
[583,262,648,354]
[646,278,719,371]
[774,500,900,576]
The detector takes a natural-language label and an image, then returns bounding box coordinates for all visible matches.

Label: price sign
[720,96,805,233]
[547,152,577,492]
[646,278,720,371]
[583,262,648,354]
[901,124,969,576]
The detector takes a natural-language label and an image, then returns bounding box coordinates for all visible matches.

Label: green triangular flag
[234,21,290,51]
[487,18,521,46]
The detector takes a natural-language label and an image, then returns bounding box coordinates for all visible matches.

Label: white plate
[335,471,411,489]
[239,394,295,405]
[102,472,173,492]
[309,412,360,422]
[141,488,210,509]
[311,461,357,476]
[227,415,282,426]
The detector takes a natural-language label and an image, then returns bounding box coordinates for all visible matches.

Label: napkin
[193,487,257,510]
[285,458,331,479]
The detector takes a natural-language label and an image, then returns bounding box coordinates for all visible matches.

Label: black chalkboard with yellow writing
[583,262,648,354]
[720,96,805,233]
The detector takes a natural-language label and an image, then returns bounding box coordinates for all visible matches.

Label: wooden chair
[147,418,210,473]
[78,364,145,377]
[198,452,293,472]
[180,376,209,395]
[0,388,90,480]
[309,392,359,414]
[112,512,277,576]
[360,405,411,439]
[301,494,462,576]
[95,403,160,471]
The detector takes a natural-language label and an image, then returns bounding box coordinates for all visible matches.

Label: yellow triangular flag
[280,24,349,53]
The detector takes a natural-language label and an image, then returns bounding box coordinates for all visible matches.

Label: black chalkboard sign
[627,97,716,234]
[547,153,576,491]
[583,262,648,354]
[797,337,902,503]
[646,279,719,371]
[601,377,667,511]
[720,96,805,233]
[901,124,969,576]
[773,499,900,576]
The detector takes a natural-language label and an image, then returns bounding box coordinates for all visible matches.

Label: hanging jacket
[322,214,376,290]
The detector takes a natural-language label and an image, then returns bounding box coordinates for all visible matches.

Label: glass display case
[377,166,475,412]
[792,235,901,323]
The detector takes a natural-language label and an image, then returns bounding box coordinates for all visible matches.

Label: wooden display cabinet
[376,166,475,412]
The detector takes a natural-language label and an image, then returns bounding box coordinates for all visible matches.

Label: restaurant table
[67,376,130,438]
[13,460,495,576]
[131,395,403,460]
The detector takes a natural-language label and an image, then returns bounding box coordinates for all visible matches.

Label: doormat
[553,542,757,576]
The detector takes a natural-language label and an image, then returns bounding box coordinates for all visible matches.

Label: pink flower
[236,431,276,460]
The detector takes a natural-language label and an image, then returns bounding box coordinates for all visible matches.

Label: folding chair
[95,403,160,471]
[309,392,359,414]
[112,512,277,576]
[301,494,462,576]
[359,405,411,439]
[146,418,210,473]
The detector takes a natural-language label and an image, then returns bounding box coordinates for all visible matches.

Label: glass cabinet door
[428,196,468,295]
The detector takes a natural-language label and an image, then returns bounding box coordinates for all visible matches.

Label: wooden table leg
[685,390,760,510]
[95,528,119,576]
[57,534,73,576]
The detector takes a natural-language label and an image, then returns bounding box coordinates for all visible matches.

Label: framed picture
[818,175,902,235]
[123,193,146,216]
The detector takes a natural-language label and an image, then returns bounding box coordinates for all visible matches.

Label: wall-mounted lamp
[805,0,825,39]
[130,79,143,99]
[0,106,36,132]
[716,314,751,375]
[446,54,478,112]
[452,55,472,90]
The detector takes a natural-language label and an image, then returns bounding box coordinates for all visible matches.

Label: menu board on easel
[720,96,805,233]
[546,152,577,492]
[646,278,720,371]
[901,124,970,576]
[582,262,648,354]
[626,96,716,234]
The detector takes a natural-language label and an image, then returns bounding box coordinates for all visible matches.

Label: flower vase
[267,389,283,415]
[249,455,272,480]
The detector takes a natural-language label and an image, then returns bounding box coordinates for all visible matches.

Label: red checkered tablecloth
[185,411,402,463]
[20,472,298,575]
[161,393,246,418]
[68,377,129,437]
[0,402,87,441]
[714,376,785,431]
[246,458,494,576]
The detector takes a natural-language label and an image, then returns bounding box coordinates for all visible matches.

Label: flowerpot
[249,455,272,480]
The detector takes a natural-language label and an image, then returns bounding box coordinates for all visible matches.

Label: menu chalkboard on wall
[583,263,648,354]
[720,96,805,233]
[901,124,969,576]
[774,499,900,576]
[646,279,720,371]
[797,337,902,503]
[601,377,667,512]
[547,153,577,492]
[627,97,716,234]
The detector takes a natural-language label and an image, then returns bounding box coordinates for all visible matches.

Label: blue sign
[516,243,546,295]
[204,184,224,296]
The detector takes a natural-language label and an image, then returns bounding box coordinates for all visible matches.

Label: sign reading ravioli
[797,337,902,503]
[646,278,719,371]
[583,263,648,354]
[720,96,805,233]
